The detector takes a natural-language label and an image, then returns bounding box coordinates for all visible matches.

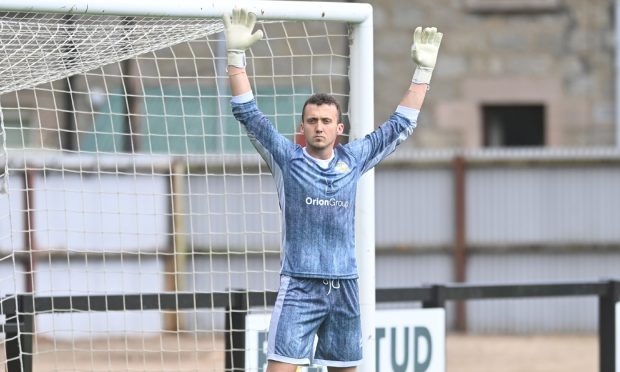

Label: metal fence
[1,279,618,372]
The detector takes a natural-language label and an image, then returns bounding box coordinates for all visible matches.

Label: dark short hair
[301,93,342,123]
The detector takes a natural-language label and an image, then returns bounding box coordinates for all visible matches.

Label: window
[2,110,33,148]
[483,105,545,147]
[80,85,307,154]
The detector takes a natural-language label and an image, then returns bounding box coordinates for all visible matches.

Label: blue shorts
[267,275,363,367]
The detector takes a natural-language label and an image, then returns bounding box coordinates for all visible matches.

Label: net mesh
[0,13,222,95]
[0,10,350,372]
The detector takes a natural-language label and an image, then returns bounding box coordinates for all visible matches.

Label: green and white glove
[411,26,443,85]
[222,7,264,68]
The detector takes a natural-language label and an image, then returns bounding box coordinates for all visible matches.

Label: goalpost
[0,1,375,371]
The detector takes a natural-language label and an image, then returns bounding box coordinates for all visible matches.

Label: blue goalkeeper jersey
[232,99,417,279]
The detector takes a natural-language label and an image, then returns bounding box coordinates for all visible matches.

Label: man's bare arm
[228,66,251,96]
[399,83,428,110]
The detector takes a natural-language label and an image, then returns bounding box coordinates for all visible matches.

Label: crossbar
[0,0,372,22]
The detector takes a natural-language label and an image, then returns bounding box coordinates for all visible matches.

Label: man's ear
[337,122,344,134]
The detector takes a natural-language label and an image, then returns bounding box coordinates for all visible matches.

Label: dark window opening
[483,105,545,147]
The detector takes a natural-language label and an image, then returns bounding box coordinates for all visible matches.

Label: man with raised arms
[223,7,443,372]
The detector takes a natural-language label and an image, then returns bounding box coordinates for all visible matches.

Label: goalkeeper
[223,8,442,372]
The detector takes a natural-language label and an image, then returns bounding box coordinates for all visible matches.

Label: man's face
[300,103,344,156]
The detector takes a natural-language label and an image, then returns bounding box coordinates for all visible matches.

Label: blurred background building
[373,0,615,148]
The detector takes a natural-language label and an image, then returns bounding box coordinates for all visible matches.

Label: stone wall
[372,0,615,148]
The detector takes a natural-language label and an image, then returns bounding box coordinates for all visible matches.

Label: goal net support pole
[349,11,376,372]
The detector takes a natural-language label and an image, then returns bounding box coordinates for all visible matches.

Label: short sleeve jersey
[232,99,417,279]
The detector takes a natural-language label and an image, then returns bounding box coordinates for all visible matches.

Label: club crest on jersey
[334,161,350,173]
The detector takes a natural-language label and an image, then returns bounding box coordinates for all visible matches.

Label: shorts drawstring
[322,279,341,295]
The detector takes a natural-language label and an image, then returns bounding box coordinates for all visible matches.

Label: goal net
[0,1,374,371]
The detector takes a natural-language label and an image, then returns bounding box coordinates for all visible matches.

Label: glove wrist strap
[411,66,433,85]
[227,50,246,69]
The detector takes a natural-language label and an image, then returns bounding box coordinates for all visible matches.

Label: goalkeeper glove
[411,26,443,85]
[222,7,264,68]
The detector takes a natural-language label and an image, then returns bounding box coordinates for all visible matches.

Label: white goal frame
[0,0,376,370]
